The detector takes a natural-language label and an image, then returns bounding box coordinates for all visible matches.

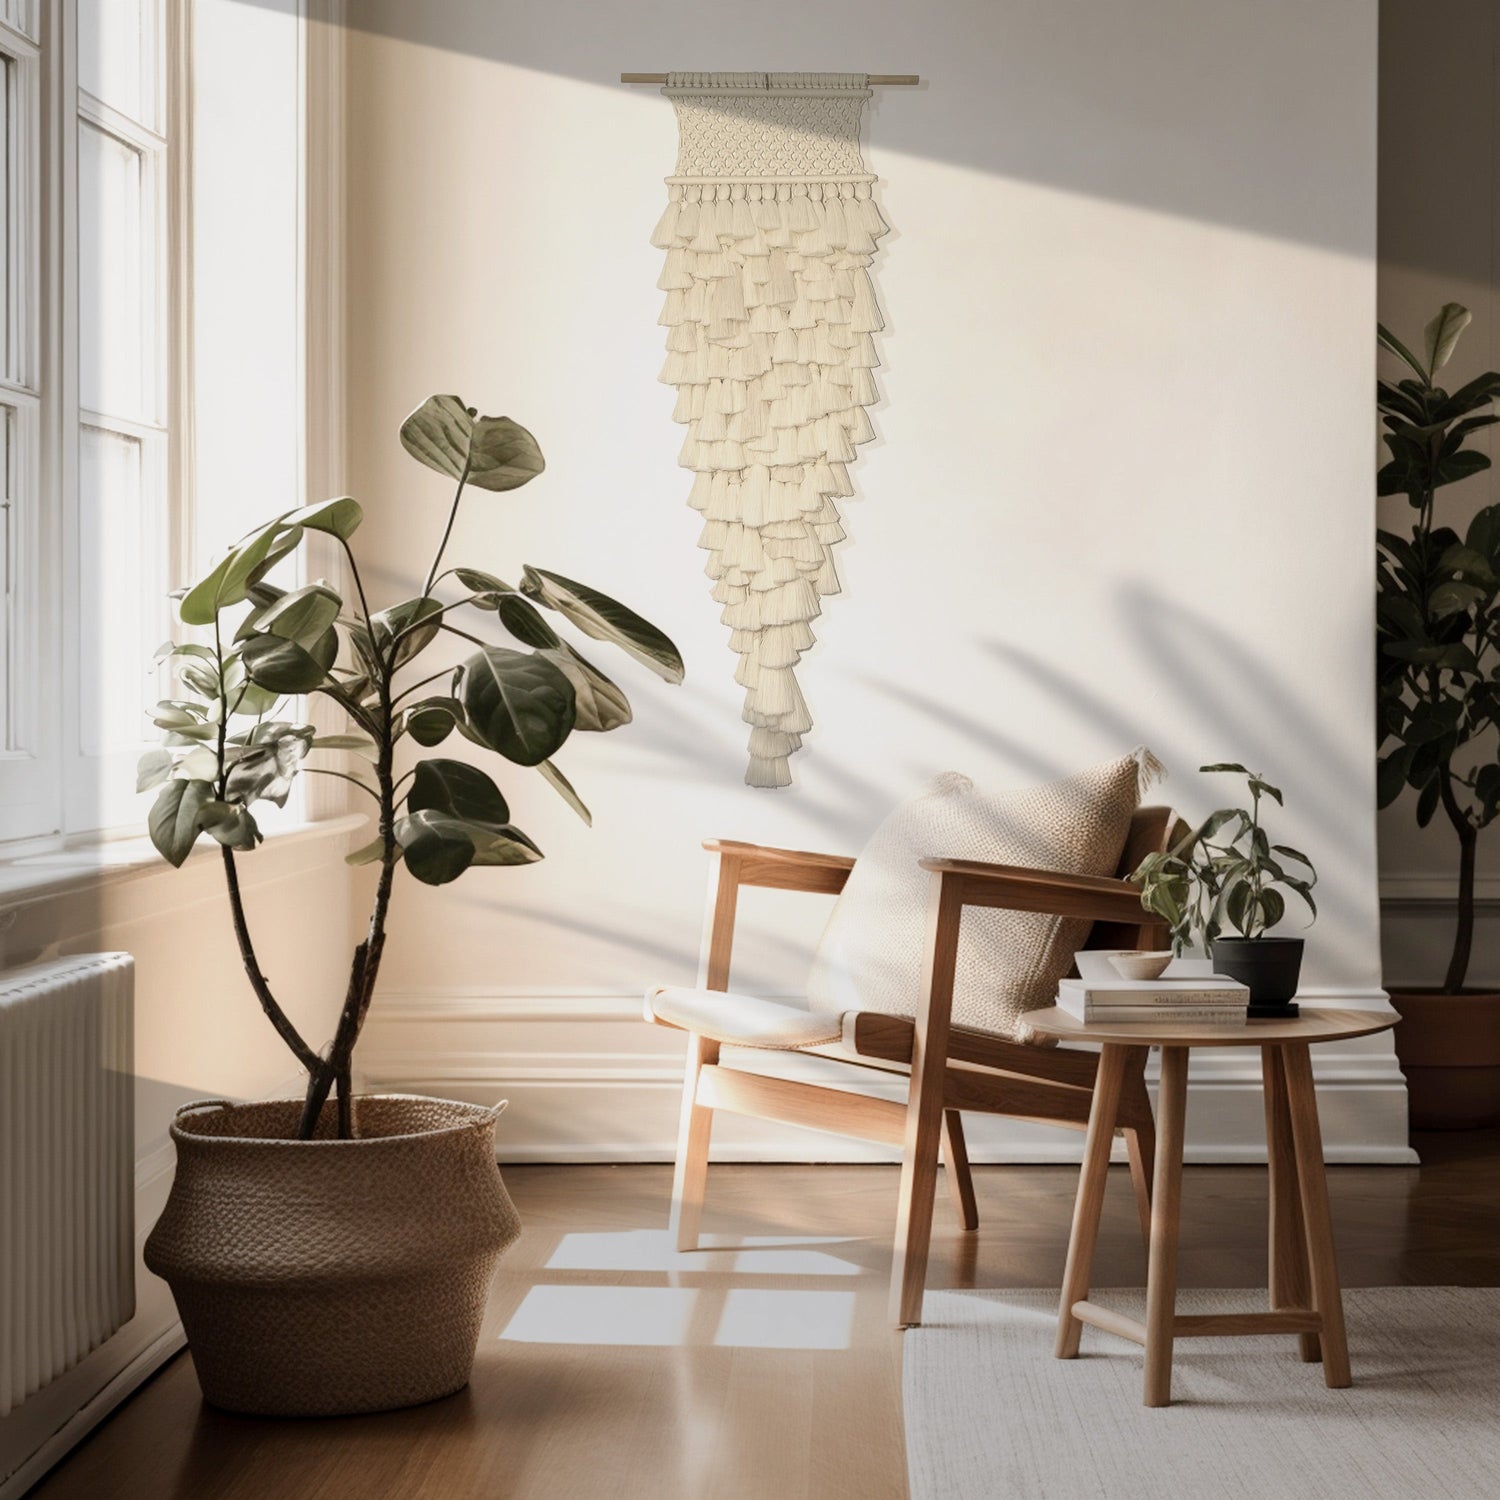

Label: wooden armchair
[646,807,1180,1327]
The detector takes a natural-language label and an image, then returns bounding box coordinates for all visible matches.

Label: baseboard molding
[1380,874,1500,909]
[358,988,1416,1166]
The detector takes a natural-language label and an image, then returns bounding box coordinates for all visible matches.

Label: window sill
[0,813,367,910]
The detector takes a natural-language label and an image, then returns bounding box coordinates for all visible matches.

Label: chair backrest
[1079,805,1185,955]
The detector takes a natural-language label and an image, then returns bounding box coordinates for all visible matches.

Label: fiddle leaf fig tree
[1376,305,1500,992]
[142,396,684,1139]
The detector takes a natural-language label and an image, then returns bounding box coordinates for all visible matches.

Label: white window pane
[78,0,146,124]
[78,424,147,754]
[0,405,13,750]
[1,3,37,44]
[79,120,145,419]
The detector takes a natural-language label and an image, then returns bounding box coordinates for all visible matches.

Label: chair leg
[669,1032,720,1251]
[889,1064,947,1326]
[941,1109,979,1231]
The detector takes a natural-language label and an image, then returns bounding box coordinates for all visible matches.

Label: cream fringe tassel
[656,178,888,787]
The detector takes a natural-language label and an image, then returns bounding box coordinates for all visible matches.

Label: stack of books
[1056,975,1250,1025]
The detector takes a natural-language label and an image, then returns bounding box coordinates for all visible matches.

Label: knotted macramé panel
[653,72,887,788]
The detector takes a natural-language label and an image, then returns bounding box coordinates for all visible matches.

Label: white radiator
[0,953,135,1417]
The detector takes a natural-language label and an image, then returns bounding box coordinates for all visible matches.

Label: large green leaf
[501,596,632,729]
[538,758,592,826]
[457,647,576,766]
[281,497,364,540]
[241,633,333,694]
[252,583,342,647]
[224,725,313,806]
[541,646,632,732]
[408,758,511,825]
[395,809,543,885]
[180,521,302,625]
[1377,322,1430,384]
[149,778,213,867]
[1424,302,1472,378]
[136,748,174,793]
[371,596,443,669]
[520,566,684,684]
[197,800,262,851]
[401,696,463,747]
[399,395,546,493]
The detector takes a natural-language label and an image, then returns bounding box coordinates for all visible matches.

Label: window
[0,0,177,847]
[0,0,323,853]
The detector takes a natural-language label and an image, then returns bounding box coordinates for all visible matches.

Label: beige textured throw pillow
[805,752,1152,1039]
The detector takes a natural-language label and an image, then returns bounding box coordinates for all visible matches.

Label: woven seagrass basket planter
[145,1095,521,1417]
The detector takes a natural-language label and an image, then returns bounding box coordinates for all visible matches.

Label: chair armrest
[918,857,1149,925]
[704,839,856,895]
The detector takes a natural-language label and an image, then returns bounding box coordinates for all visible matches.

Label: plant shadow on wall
[853,583,1369,982]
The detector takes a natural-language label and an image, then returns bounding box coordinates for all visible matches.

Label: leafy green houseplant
[1376,305,1500,992]
[1375,304,1500,1128]
[139,396,684,1416]
[1134,764,1317,1014]
[140,394,684,1139]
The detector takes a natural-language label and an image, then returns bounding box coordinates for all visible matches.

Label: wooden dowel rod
[620,73,920,85]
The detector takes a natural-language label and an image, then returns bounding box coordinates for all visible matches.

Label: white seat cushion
[805,753,1148,1039]
[647,986,844,1050]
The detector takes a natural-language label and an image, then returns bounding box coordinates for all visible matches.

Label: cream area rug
[904,1288,1500,1499]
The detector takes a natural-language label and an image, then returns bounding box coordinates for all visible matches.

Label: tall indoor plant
[140,395,684,1414]
[1376,305,1500,1127]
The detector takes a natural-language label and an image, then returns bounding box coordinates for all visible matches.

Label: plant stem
[222,847,322,1073]
[301,766,381,802]
[422,465,471,600]
[1438,769,1477,993]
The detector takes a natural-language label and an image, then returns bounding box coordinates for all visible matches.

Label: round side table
[1023,1005,1399,1408]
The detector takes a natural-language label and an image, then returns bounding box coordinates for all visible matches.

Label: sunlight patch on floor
[501,1284,858,1350]
[544,1229,863,1276]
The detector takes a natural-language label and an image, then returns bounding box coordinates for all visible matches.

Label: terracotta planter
[1388,991,1500,1131]
[145,1094,521,1416]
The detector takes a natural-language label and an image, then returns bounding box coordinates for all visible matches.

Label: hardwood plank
[29,1132,1497,1500]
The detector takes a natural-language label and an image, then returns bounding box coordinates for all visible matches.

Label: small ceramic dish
[1107,950,1174,982]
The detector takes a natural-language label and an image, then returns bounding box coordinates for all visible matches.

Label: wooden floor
[29,1131,1500,1500]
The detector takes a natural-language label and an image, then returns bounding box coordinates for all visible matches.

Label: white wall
[1376,0,1500,987]
[337,0,1402,1163]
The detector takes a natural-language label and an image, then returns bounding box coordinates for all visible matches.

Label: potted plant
[139,395,684,1415]
[1376,303,1500,1128]
[1133,764,1318,1017]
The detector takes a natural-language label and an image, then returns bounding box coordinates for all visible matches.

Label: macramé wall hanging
[642,70,901,789]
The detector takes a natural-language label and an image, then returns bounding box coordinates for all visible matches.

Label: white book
[1056,992,1247,1025]
[1059,976,1249,1007]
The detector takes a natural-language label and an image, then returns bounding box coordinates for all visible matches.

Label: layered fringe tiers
[655,73,887,789]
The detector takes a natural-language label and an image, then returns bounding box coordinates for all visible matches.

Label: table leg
[1280,1042,1352,1389]
[1262,1044,1321,1363]
[1055,1043,1130,1358]
[1144,1045,1188,1407]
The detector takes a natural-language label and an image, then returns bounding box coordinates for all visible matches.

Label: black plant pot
[1210,937,1304,1018]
